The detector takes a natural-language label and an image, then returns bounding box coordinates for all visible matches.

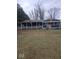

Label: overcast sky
[17,0,61,19]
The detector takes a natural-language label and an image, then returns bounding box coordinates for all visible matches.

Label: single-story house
[17,19,61,29]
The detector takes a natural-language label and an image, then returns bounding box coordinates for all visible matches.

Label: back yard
[17,29,61,59]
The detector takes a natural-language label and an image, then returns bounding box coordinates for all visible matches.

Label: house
[17,19,61,29]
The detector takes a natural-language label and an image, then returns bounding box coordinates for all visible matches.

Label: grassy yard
[17,29,61,59]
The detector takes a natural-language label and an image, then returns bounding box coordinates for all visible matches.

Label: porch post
[21,23,22,30]
[31,22,32,29]
[26,22,27,29]
[36,22,37,29]
[42,21,43,29]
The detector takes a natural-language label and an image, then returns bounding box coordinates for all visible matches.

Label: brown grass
[17,29,61,59]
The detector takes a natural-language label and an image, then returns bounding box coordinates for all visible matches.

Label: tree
[53,8,61,20]
[35,2,44,20]
[29,1,45,20]
[17,4,30,23]
[48,8,60,20]
[48,8,53,20]
[29,8,38,20]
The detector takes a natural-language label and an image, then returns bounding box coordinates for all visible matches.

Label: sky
[17,0,61,19]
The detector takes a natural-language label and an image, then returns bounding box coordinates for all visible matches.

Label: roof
[22,20,61,23]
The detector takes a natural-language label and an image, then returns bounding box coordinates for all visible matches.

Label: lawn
[17,29,61,59]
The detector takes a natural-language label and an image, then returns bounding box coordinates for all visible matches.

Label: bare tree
[29,8,38,20]
[34,8,39,20]
[48,8,53,20]
[48,8,60,20]
[29,10,35,20]
[35,2,45,20]
[53,8,58,20]
[29,1,45,20]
